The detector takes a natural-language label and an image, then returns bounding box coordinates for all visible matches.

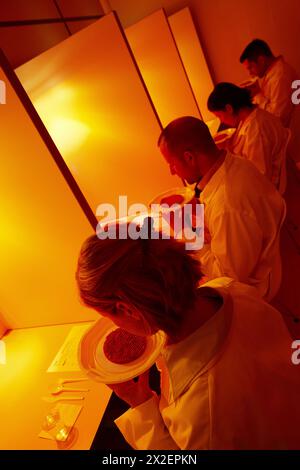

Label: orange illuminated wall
[0,53,98,329]
[168,7,215,122]
[125,9,201,126]
[16,12,178,212]
[0,322,7,339]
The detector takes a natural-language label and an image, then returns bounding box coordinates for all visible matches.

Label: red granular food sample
[160,195,184,206]
[214,133,227,142]
[103,328,147,364]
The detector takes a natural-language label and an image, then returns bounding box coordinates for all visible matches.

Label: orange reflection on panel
[0,340,6,364]
[125,9,201,127]
[16,13,178,213]
[168,7,215,122]
[0,65,97,328]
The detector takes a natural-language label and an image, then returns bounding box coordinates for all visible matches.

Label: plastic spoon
[57,378,88,386]
[42,395,85,403]
[51,385,89,395]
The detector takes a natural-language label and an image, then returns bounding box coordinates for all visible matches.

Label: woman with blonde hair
[76,222,300,450]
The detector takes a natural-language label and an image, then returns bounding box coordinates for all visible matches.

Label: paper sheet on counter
[47,323,94,372]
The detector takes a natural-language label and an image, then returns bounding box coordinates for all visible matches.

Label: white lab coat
[115,278,300,450]
[228,108,290,193]
[198,152,286,301]
[254,56,298,128]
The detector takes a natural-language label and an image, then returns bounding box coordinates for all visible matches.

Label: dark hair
[76,223,203,335]
[240,39,274,63]
[207,83,253,113]
[157,116,216,156]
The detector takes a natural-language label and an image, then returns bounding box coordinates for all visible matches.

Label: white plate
[239,77,258,88]
[205,118,221,137]
[149,187,195,210]
[78,317,166,384]
[213,128,236,144]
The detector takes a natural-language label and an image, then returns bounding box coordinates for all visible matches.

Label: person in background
[207,82,291,193]
[239,39,297,128]
[158,116,286,301]
[76,229,300,450]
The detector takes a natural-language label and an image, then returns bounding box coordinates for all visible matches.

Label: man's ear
[225,104,233,114]
[183,150,195,165]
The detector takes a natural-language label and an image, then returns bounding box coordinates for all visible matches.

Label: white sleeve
[115,395,180,450]
[257,74,294,127]
[253,92,269,109]
[266,78,294,127]
[115,376,211,450]
[242,120,272,179]
[199,209,264,283]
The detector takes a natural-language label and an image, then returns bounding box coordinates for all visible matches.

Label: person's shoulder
[225,151,259,174]
[224,152,282,198]
[200,277,260,298]
[272,56,297,78]
[255,107,284,127]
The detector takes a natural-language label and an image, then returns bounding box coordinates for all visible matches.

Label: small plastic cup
[55,425,70,442]
[42,409,60,431]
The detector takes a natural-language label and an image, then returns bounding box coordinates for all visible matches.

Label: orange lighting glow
[0,65,97,329]
[0,333,45,384]
[34,86,90,161]
[16,13,178,212]
[0,79,6,104]
[125,9,201,126]
[168,7,215,122]
[0,340,6,365]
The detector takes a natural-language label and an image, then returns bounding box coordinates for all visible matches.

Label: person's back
[115,279,300,449]
[76,232,300,450]
[157,116,286,300]
[210,284,299,449]
[255,56,297,128]
[229,107,290,192]
[199,152,286,300]
[240,40,297,127]
[207,83,291,192]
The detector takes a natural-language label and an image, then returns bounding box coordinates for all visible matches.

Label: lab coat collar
[157,285,233,402]
[196,152,226,194]
[265,55,284,77]
[199,151,233,206]
[236,107,258,136]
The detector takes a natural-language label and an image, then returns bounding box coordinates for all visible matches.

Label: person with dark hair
[240,38,273,64]
[158,117,286,301]
[208,83,291,193]
[208,82,253,112]
[76,228,300,449]
[239,39,297,127]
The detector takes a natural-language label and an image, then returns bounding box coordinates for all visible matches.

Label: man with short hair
[240,39,297,128]
[158,116,286,301]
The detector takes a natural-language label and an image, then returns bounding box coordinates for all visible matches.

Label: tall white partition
[0,53,98,328]
[125,9,202,127]
[168,7,215,122]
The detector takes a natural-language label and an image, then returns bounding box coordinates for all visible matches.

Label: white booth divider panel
[16,12,178,213]
[125,9,201,127]
[168,7,215,122]
[0,63,98,328]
